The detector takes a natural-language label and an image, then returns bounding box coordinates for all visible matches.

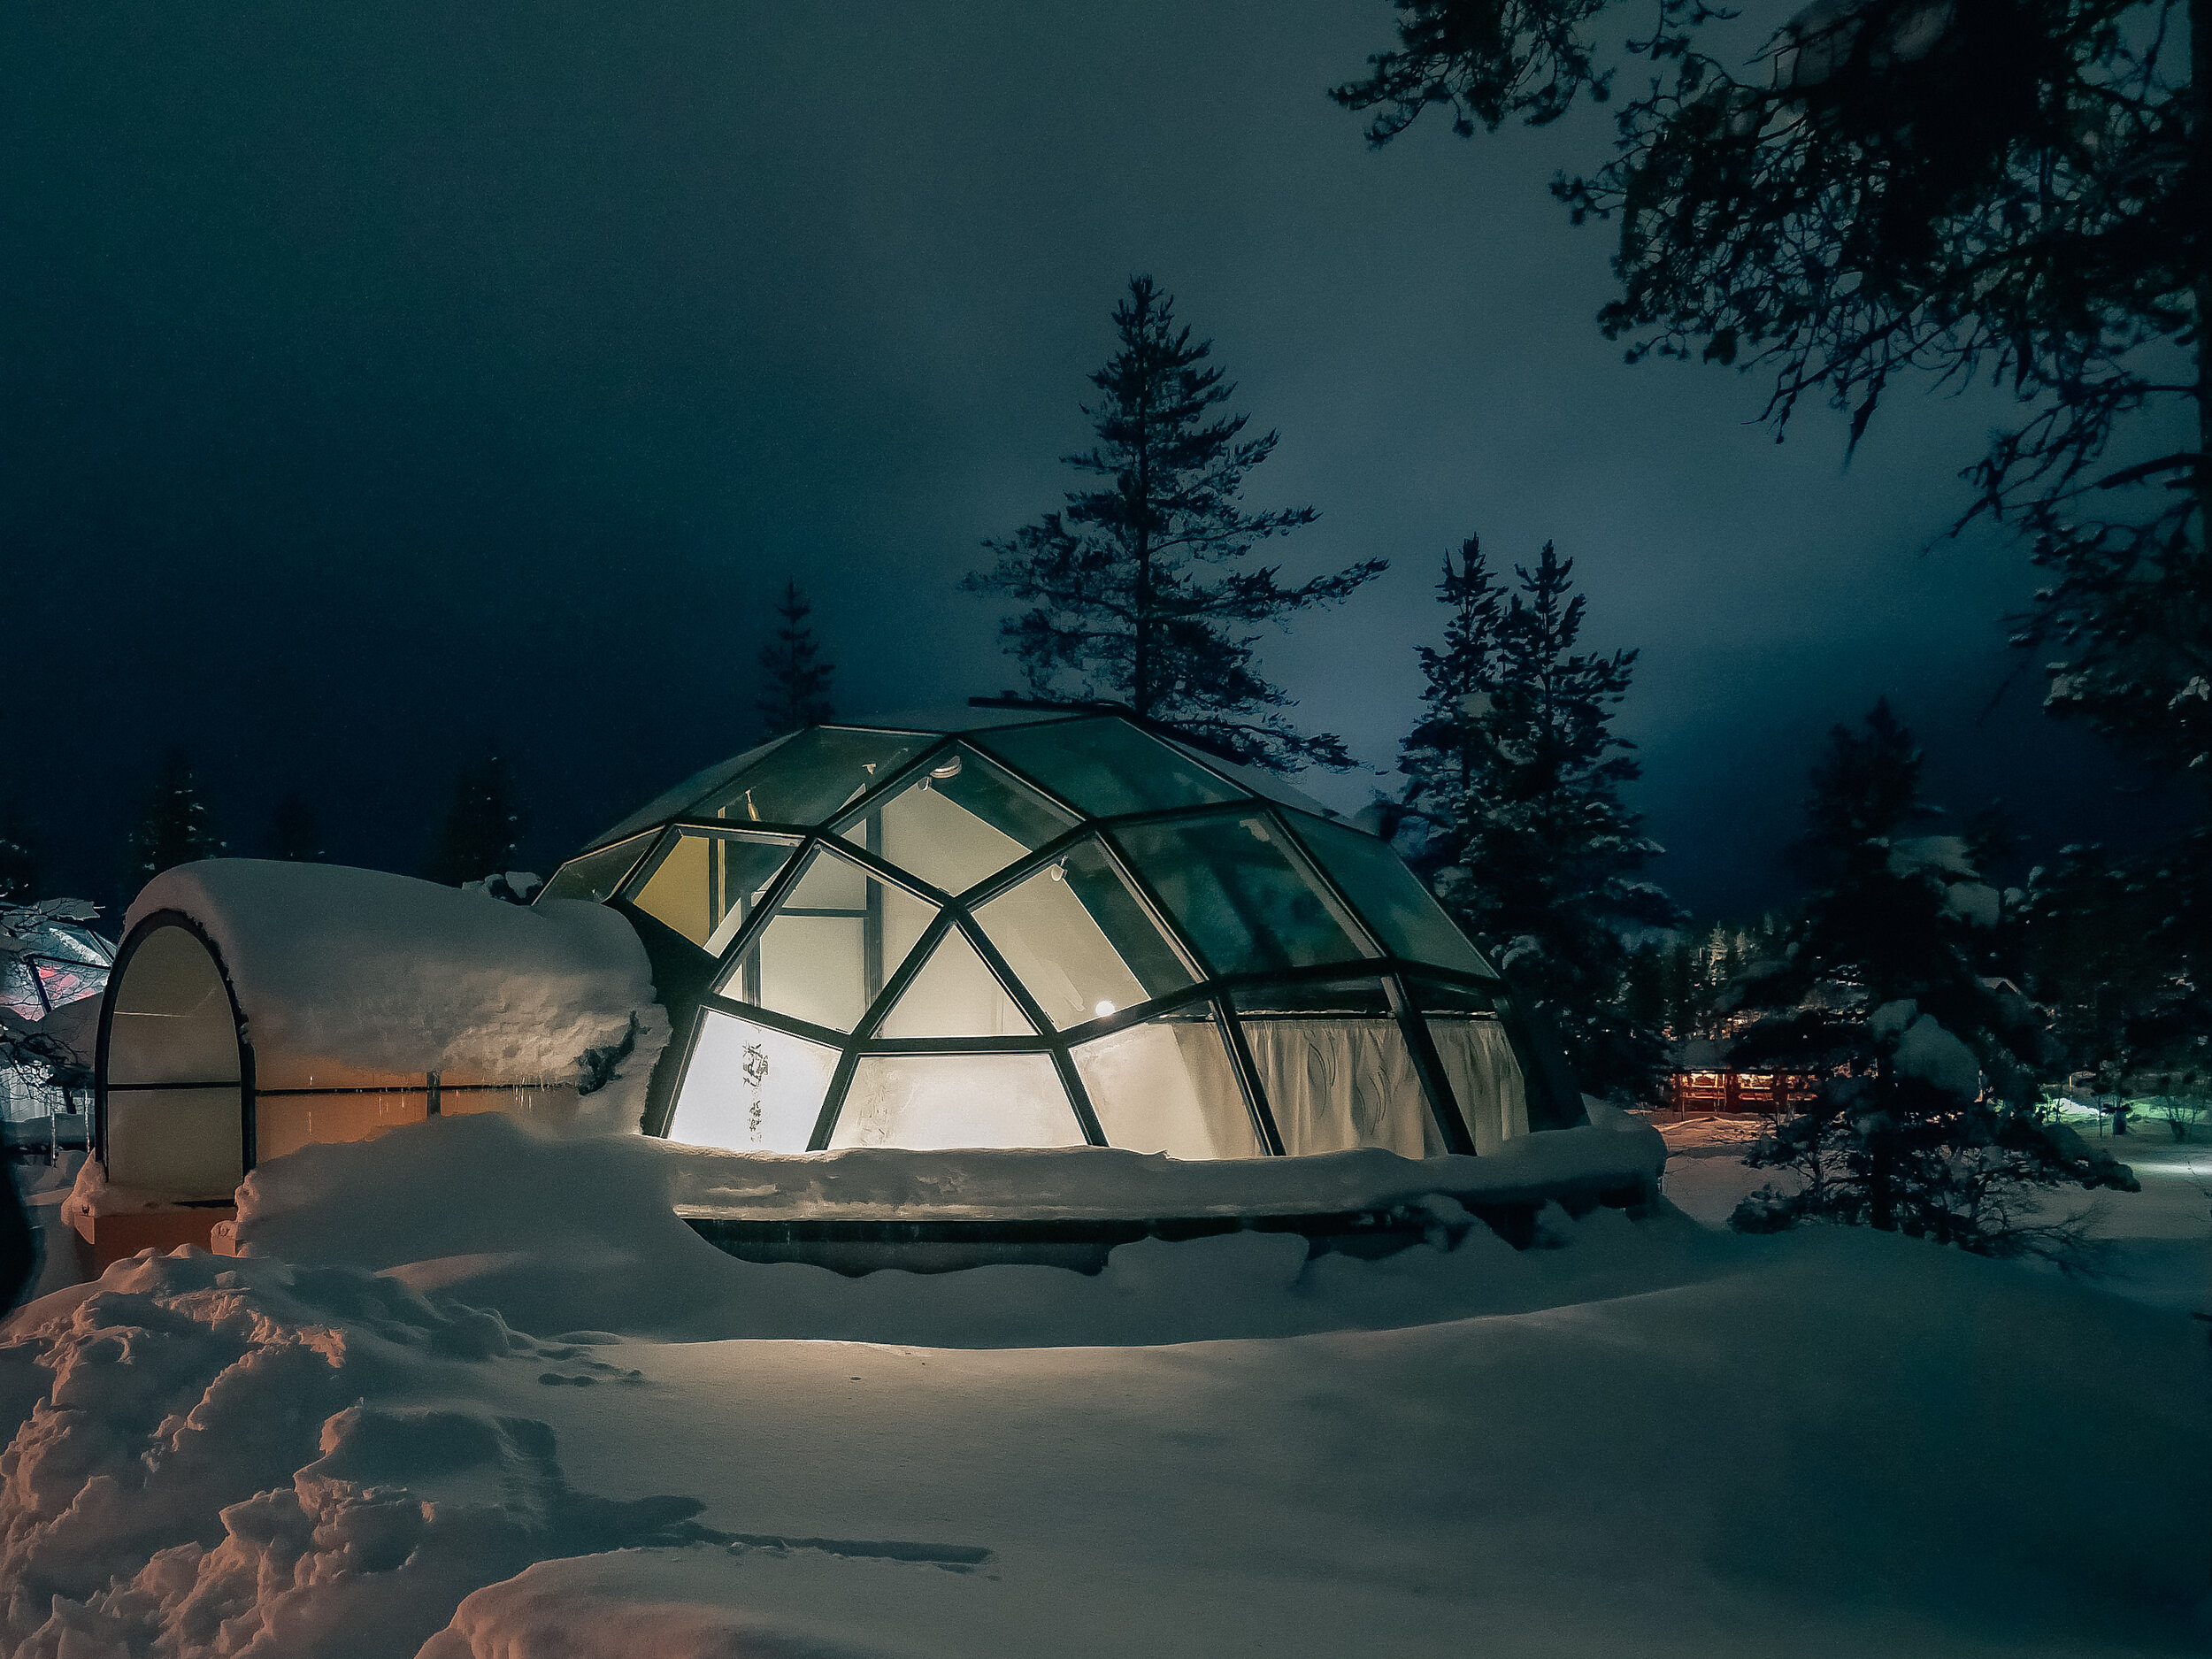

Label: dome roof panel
[834,748,1076,898]
[540,830,661,905]
[972,840,1194,1028]
[1113,814,1371,978]
[584,733,797,852]
[620,828,799,956]
[1281,810,1497,977]
[974,718,1247,818]
[692,727,932,828]
[712,844,937,1034]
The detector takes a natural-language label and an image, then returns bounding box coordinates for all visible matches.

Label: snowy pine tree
[125,750,220,887]
[966,275,1385,772]
[423,752,526,887]
[1398,536,1678,1098]
[1730,702,2137,1254]
[757,580,835,738]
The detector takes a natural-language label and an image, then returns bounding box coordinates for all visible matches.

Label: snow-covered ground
[4,1115,2207,1658]
[1660,1110,2212,1313]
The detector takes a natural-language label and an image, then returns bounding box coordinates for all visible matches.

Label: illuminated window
[543,710,1571,1157]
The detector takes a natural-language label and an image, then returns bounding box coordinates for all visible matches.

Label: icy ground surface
[4,1116,2208,1658]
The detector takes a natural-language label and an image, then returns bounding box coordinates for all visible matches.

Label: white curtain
[1071,1020,1261,1159]
[1240,1018,1442,1159]
[1425,1016,1528,1154]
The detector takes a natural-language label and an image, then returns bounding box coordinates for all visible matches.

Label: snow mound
[669,1102,1663,1222]
[221,1113,1671,1346]
[0,1250,708,1659]
[4,1160,2208,1656]
[425,1548,925,1659]
[126,860,668,1124]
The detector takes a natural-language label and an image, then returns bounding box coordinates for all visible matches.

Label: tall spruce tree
[1399,536,1678,1098]
[126,749,221,887]
[966,275,1386,771]
[424,751,526,887]
[1730,702,2137,1253]
[757,580,836,738]
[265,792,324,863]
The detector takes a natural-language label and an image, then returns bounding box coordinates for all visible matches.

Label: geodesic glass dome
[540,706,1578,1160]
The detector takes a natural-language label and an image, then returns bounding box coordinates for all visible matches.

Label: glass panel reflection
[976,718,1245,818]
[1283,811,1494,975]
[974,839,1194,1029]
[876,925,1036,1037]
[829,1052,1084,1149]
[667,1009,841,1152]
[718,847,935,1033]
[837,747,1075,896]
[540,831,663,906]
[622,830,797,954]
[583,734,795,851]
[693,727,928,828]
[1072,1011,1260,1158]
[1114,816,1367,977]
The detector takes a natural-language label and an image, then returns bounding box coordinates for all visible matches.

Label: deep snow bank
[3,1214,2205,1659]
[668,1102,1663,1221]
[0,1251,709,1659]
[124,860,668,1128]
[221,1111,1670,1342]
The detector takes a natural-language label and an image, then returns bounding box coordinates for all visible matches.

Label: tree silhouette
[1336,0,2207,821]
[1730,702,2137,1252]
[1399,536,1678,1096]
[125,749,220,888]
[423,751,526,887]
[757,580,836,738]
[967,275,1386,771]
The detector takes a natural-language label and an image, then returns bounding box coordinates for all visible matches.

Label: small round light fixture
[1093,1000,1116,1018]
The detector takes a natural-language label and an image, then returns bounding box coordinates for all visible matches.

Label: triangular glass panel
[714,845,936,1033]
[837,746,1077,896]
[1282,811,1494,976]
[621,828,798,954]
[539,830,660,905]
[829,1052,1084,1149]
[974,718,1246,818]
[584,733,797,851]
[692,727,929,828]
[1112,814,1369,978]
[973,838,1193,1029]
[1071,1010,1260,1159]
[876,924,1037,1038]
[665,1009,841,1153]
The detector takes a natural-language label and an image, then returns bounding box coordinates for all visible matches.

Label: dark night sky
[3,1,2180,920]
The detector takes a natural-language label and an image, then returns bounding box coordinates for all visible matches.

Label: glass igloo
[539,705,1578,1160]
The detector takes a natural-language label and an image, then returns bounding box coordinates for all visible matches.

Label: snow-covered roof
[125,859,661,1088]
